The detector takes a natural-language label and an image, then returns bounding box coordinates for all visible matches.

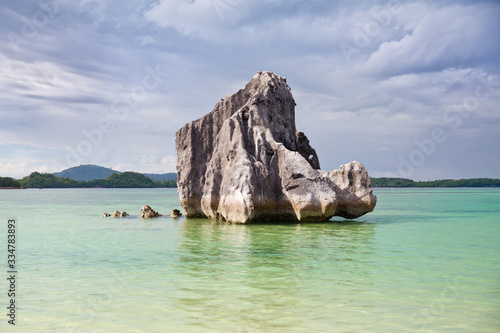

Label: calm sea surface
[1,188,499,332]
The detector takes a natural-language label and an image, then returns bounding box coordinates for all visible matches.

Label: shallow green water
[1,188,499,332]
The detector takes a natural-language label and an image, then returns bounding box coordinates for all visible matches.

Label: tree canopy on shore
[370,177,500,187]
[17,172,177,188]
[0,177,22,188]
[4,174,500,189]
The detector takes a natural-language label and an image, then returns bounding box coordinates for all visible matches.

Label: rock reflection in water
[172,219,375,331]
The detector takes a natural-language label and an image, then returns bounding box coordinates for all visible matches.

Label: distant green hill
[20,172,81,188]
[53,164,177,182]
[370,177,415,187]
[0,176,22,188]
[20,171,177,188]
[370,177,500,187]
[143,172,177,182]
[54,164,119,181]
[89,172,158,188]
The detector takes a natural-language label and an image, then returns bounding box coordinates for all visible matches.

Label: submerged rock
[170,209,182,218]
[141,205,162,219]
[175,71,376,223]
[106,211,128,217]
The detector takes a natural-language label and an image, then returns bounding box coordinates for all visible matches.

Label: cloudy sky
[1,0,499,180]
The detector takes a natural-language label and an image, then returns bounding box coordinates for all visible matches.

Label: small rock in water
[110,211,128,217]
[141,205,162,219]
[170,209,182,218]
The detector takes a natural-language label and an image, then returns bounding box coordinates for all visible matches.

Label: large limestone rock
[175,71,376,223]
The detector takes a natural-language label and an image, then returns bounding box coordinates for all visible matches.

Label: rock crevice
[175,71,376,223]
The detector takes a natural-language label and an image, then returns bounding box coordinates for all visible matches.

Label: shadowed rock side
[175,71,376,223]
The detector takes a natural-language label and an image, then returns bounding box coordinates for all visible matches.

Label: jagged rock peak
[175,71,376,223]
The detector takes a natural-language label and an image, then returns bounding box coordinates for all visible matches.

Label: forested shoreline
[1,174,499,189]
[0,172,176,189]
[370,177,500,187]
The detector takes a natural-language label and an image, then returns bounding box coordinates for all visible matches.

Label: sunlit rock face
[175,71,376,223]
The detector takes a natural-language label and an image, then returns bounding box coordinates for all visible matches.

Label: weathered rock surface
[141,205,162,219]
[175,71,376,223]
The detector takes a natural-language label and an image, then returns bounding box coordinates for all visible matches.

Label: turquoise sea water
[1,188,499,332]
